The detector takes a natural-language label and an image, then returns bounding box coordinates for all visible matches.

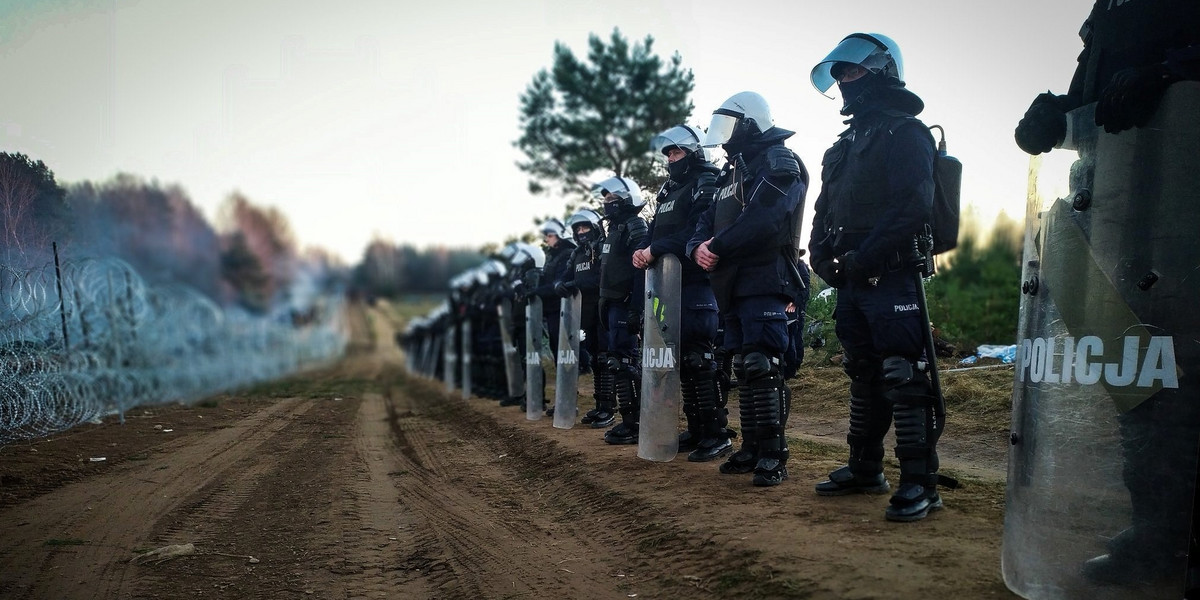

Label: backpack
[929,125,962,255]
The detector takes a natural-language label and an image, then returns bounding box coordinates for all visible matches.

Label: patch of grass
[45,538,87,546]
[244,376,376,399]
[942,365,1014,433]
[788,436,843,460]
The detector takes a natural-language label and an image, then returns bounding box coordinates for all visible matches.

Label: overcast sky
[0,0,1093,263]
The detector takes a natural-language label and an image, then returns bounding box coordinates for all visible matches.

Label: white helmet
[510,242,546,269]
[566,208,603,235]
[810,33,904,98]
[592,176,646,210]
[703,92,773,148]
[479,259,507,283]
[540,217,570,240]
[650,124,710,162]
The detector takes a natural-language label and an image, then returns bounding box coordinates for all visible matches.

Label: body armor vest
[571,236,602,295]
[820,114,930,254]
[600,215,647,299]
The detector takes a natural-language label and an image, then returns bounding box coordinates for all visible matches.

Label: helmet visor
[810,35,887,96]
[703,113,740,148]
[651,125,702,158]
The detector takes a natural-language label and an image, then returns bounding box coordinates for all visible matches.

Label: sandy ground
[0,302,1020,599]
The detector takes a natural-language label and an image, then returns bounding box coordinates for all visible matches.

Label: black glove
[814,259,845,289]
[837,251,867,281]
[1095,63,1174,134]
[554,280,577,297]
[1015,92,1067,155]
[626,308,643,335]
[511,281,526,302]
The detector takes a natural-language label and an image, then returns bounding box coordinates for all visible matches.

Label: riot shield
[638,254,682,462]
[461,320,472,399]
[1003,83,1200,600]
[497,298,525,399]
[443,326,456,392]
[525,298,545,421]
[553,292,583,429]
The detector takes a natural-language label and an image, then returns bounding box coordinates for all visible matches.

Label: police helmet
[540,217,570,240]
[703,92,773,148]
[810,33,904,97]
[592,176,646,212]
[496,242,521,264]
[510,242,546,269]
[566,208,603,235]
[480,259,507,282]
[651,124,710,162]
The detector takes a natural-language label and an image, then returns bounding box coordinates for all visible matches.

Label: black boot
[587,354,615,427]
[677,388,702,453]
[678,350,707,455]
[884,376,943,522]
[688,357,733,463]
[604,360,639,444]
[817,374,892,495]
[719,355,757,474]
[747,352,788,487]
[1080,527,1178,586]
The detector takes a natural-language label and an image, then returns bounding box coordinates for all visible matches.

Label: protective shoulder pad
[765,146,802,179]
[625,216,649,242]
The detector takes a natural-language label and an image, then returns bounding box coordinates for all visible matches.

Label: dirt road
[0,303,1016,599]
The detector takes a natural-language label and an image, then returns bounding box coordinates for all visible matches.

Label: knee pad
[680,348,714,376]
[743,352,781,383]
[882,355,918,388]
[842,356,881,384]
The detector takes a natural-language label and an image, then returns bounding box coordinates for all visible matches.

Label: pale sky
[0,0,1093,263]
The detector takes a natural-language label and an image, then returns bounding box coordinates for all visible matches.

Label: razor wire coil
[0,258,348,445]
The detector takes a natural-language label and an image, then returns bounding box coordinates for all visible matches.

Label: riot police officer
[808,33,943,521]
[687,92,809,487]
[635,124,731,462]
[555,208,607,424]
[595,177,649,445]
[1009,1,1200,589]
[536,219,576,416]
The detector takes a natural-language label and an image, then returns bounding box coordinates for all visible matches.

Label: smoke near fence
[0,257,348,445]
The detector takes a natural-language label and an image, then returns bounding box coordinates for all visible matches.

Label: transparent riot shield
[461,320,472,399]
[554,292,583,429]
[429,333,442,380]
[443,326,456,392]
[417,336,433,377]
[525,298,545,421]
[638,254,682,462]
[1003,83,1200,600]
[497,298,525,399]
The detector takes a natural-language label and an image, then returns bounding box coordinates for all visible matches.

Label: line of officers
[401,33,948,523]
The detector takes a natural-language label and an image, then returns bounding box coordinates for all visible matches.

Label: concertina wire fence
[0,256,349,446]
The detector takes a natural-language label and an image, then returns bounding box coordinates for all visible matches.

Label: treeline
[0,152,341,314]
[352,239,485,297]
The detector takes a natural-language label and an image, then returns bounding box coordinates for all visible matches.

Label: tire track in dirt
[402,369,1012,599]
[0,398,315,600]
[382,382,625,599]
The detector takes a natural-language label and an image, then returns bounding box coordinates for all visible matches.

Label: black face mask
[837,71,879,113]
[666,152,694,180]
